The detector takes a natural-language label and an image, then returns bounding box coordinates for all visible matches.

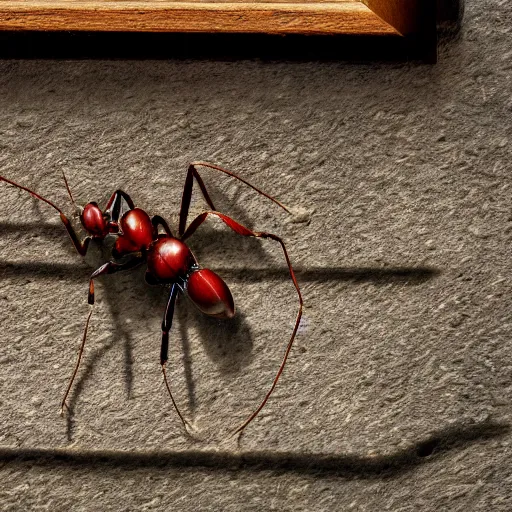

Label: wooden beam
[0,1,400,35]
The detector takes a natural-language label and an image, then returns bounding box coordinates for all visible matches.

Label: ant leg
[152,215,174,237]
[182,211,303,437]
[87,257,144,305]
[178,164,217,236]
[1,175,91,256]
[178,162,291,237]
[61,256,144,414]
[60,217,91,256]
[160,283,191,430]
[60,308,93,416]
[104,190,135,223]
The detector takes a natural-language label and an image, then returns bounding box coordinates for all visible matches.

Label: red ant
[0,163,303,437]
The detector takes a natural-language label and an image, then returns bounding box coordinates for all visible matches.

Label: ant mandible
[0,162,303,438]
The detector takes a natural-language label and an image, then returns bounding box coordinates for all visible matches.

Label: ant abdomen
[187,268,235,319]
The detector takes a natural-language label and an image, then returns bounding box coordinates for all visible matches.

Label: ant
[0,162,303,438]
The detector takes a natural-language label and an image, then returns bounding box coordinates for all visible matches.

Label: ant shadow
[176,301,253,412]
[0,221,260,438]
[0,420,507,479]
[62,241,256,439]
[0,219,439,439]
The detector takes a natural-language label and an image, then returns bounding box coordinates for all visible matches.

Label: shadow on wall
[0,258,439,284]
[0,420,507,478]
[0,220,440,288]
[0,220,440,441]
[0,32,435,62]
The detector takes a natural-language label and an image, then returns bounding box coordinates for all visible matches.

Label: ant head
[81,202,109,237]
[186,268,235,319]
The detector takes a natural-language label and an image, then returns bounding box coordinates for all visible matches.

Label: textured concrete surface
[0,1,511,510]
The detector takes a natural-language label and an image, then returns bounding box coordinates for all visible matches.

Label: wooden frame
[0,1,435,36]
[0,1,461,61]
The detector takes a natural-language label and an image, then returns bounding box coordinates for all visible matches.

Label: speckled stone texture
[0,1,511,510]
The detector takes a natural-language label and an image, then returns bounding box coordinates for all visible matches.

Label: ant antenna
[0,176,64,214]
[61,170,77,210]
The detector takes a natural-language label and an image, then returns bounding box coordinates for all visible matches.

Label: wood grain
[0,0,400,35]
